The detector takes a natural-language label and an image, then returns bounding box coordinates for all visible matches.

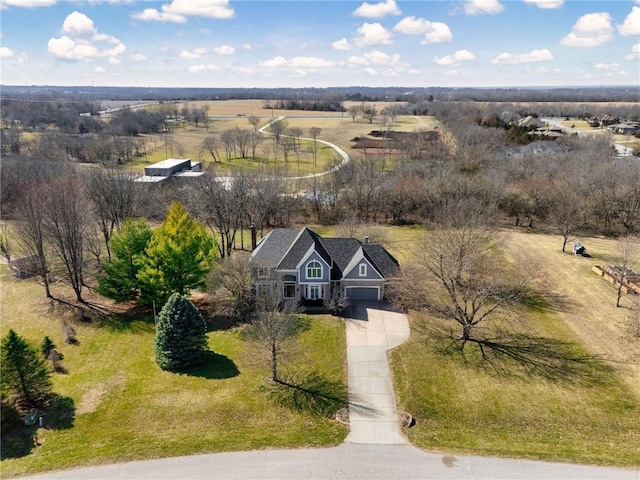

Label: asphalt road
[23,444,639,480]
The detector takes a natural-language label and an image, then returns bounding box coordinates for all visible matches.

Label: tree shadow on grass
[265,372,348,418]
[415,320,613,387]
[1,394,75,460]
[183,351,240,379]
[519,288,574,314]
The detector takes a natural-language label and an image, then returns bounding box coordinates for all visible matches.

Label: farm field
[128,109,438,176]
[390,228,640,467]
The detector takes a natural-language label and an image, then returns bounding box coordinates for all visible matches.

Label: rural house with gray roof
[250,227,400,303]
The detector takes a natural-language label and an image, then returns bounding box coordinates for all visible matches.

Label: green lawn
[390,297,640,467]
[0,266,347,477]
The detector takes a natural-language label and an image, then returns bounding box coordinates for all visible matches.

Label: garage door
[345,287,379,301]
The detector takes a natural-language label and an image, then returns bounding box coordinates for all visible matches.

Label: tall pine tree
[1,330,53,408]
[96,218,152,302]
[138,202,216,306]
[155,293,209,371]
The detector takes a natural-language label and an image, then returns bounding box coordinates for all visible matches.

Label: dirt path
[502,230,640,396]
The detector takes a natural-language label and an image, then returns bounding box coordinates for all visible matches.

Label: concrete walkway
[344,304,411,444]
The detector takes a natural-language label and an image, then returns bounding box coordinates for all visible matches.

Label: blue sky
[1,0,638,88]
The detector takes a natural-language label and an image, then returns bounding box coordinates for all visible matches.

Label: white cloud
[353,0,400,19]
[259,56,288,68]
[290,57,335,68]
[61,11,97,37]
[0,46,15,58]
[354,22,393,46]
[523,0,563,8]
[256,56,334,70]
[180,47,206,59]
[0,0,56,8]
[213,44,234,55]
[347,50,401,67]
[332,38,351,51]
[189,63,222,73]
[618,6,640,36]
[561,12,613,47]
[108,56,121,64]
[95,66,106,73]
[625,42,640,60]
[464,0,504,15]
[48,12,126,61]
[393,16,431,34]
[421,22,453,44]
[393,16,452,44]
[130,53,148,62]
[434,49,476,66]
[491,48,553,64]
[593,62,619,71]
[131,0,233,24]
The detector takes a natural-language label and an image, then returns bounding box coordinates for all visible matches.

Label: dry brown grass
[501,229,640,396]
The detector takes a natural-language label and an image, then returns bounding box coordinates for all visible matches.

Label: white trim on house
[359,264,367,277]
[342,247,383,279]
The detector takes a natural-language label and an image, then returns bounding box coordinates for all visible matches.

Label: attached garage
[345,286,380,301]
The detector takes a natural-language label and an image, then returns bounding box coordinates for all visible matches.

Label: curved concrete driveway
[344,304,410,444]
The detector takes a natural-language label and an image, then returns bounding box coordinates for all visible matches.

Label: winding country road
[258,116,351,180]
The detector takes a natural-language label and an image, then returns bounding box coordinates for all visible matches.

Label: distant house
[249,227,400,303]
[517,116,544,129]
[505,140,568,158]
[607,123,640,135]
[528,126,564,139]
[135,158,205,183]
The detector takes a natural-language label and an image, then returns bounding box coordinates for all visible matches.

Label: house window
[307,285,324,300]
[283,283,296,299]
[359,264,367,277]
[306,260,322,279]
[257,267,269,278]
[256,283,271,297]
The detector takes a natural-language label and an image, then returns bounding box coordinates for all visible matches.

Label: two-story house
[249,227,400,303]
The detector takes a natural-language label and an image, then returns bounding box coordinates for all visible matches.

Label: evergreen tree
[155,293,209,371]
[41,336,56,358]
[138,202,216,306]
[1,329,53,408]
[96,218,152,302]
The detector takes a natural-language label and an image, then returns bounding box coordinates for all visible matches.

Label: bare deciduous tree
[613,235,639,308]
[308,126,321,166]
[86,168,136,260]
[394,226,529,352]
[42,176,92,302]
[250,294,300,383]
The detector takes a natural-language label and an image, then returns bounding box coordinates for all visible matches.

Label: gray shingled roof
[362,244,400,278]
[250,228,300,267]
[250,227,400,280]
[278,228,332,270]
[320,237,362,280]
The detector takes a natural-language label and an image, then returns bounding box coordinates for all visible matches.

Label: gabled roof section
[362,244,400,278]
[320,237,362,280]
[277,228,332,270]
[342,246,383,279]
[250,228,300,267]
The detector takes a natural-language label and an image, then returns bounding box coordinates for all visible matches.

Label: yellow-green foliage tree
[138,202,216,306]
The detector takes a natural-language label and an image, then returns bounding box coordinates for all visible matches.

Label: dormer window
[359,264,367,277]
[306,260,322,279]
